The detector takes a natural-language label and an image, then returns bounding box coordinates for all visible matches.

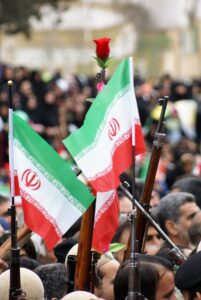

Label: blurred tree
[0,0,72,36]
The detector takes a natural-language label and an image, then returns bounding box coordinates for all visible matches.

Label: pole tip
[7,80,13,86]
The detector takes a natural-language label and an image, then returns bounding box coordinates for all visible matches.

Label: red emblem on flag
[108,118,120,140]
[21,169,41,191]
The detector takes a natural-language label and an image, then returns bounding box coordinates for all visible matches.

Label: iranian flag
[64,57,145,192]
[64,57,145,252]
[12,112,94,250]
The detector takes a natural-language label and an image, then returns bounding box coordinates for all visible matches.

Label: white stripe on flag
[76,88,139,179]
[14,146,82,233]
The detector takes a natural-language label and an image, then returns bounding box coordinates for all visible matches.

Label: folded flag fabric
[63,57,145,193]
[13,113,94,250]
[64,57,145,253]
[92,190,119,253]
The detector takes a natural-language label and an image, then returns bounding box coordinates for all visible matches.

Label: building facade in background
[1,0,201,79]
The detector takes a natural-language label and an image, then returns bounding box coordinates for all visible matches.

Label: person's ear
[165,220,178,236]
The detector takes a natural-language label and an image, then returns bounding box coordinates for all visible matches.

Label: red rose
[93,37,111,60]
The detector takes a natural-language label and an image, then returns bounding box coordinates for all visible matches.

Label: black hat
[175,251,201,293]
[54,238,77,263]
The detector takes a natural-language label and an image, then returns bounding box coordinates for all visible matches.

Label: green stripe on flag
[63,58,130,157]
[13,113,94,210]
[74,85,130,161]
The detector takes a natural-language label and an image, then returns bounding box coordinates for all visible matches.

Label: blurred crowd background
[1,62,201,199]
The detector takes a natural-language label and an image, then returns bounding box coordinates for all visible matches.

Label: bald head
[0,267,44,300]
[61,290,98,299]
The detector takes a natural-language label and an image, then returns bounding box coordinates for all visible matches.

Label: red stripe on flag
[89,136,132,191]
[135,123,145,155]
[8,169,21,196]
[89,124,145,192]
[21,196,61,250]
[92,191,119,253]
[14,171,20,196]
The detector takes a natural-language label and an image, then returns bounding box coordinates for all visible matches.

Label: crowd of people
[1,61,201,299]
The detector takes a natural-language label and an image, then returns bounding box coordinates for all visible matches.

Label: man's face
[176,202,200,247]
[95,260,120,300]
[144,226,163,255]
[155,271,176,300]
[119,196,132,214]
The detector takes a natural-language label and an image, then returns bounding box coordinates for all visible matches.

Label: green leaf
[104,57,116,68]
[93,56,106,69]
[86,98,95,103]
[93,56,116,69]
[109,243,126,253]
